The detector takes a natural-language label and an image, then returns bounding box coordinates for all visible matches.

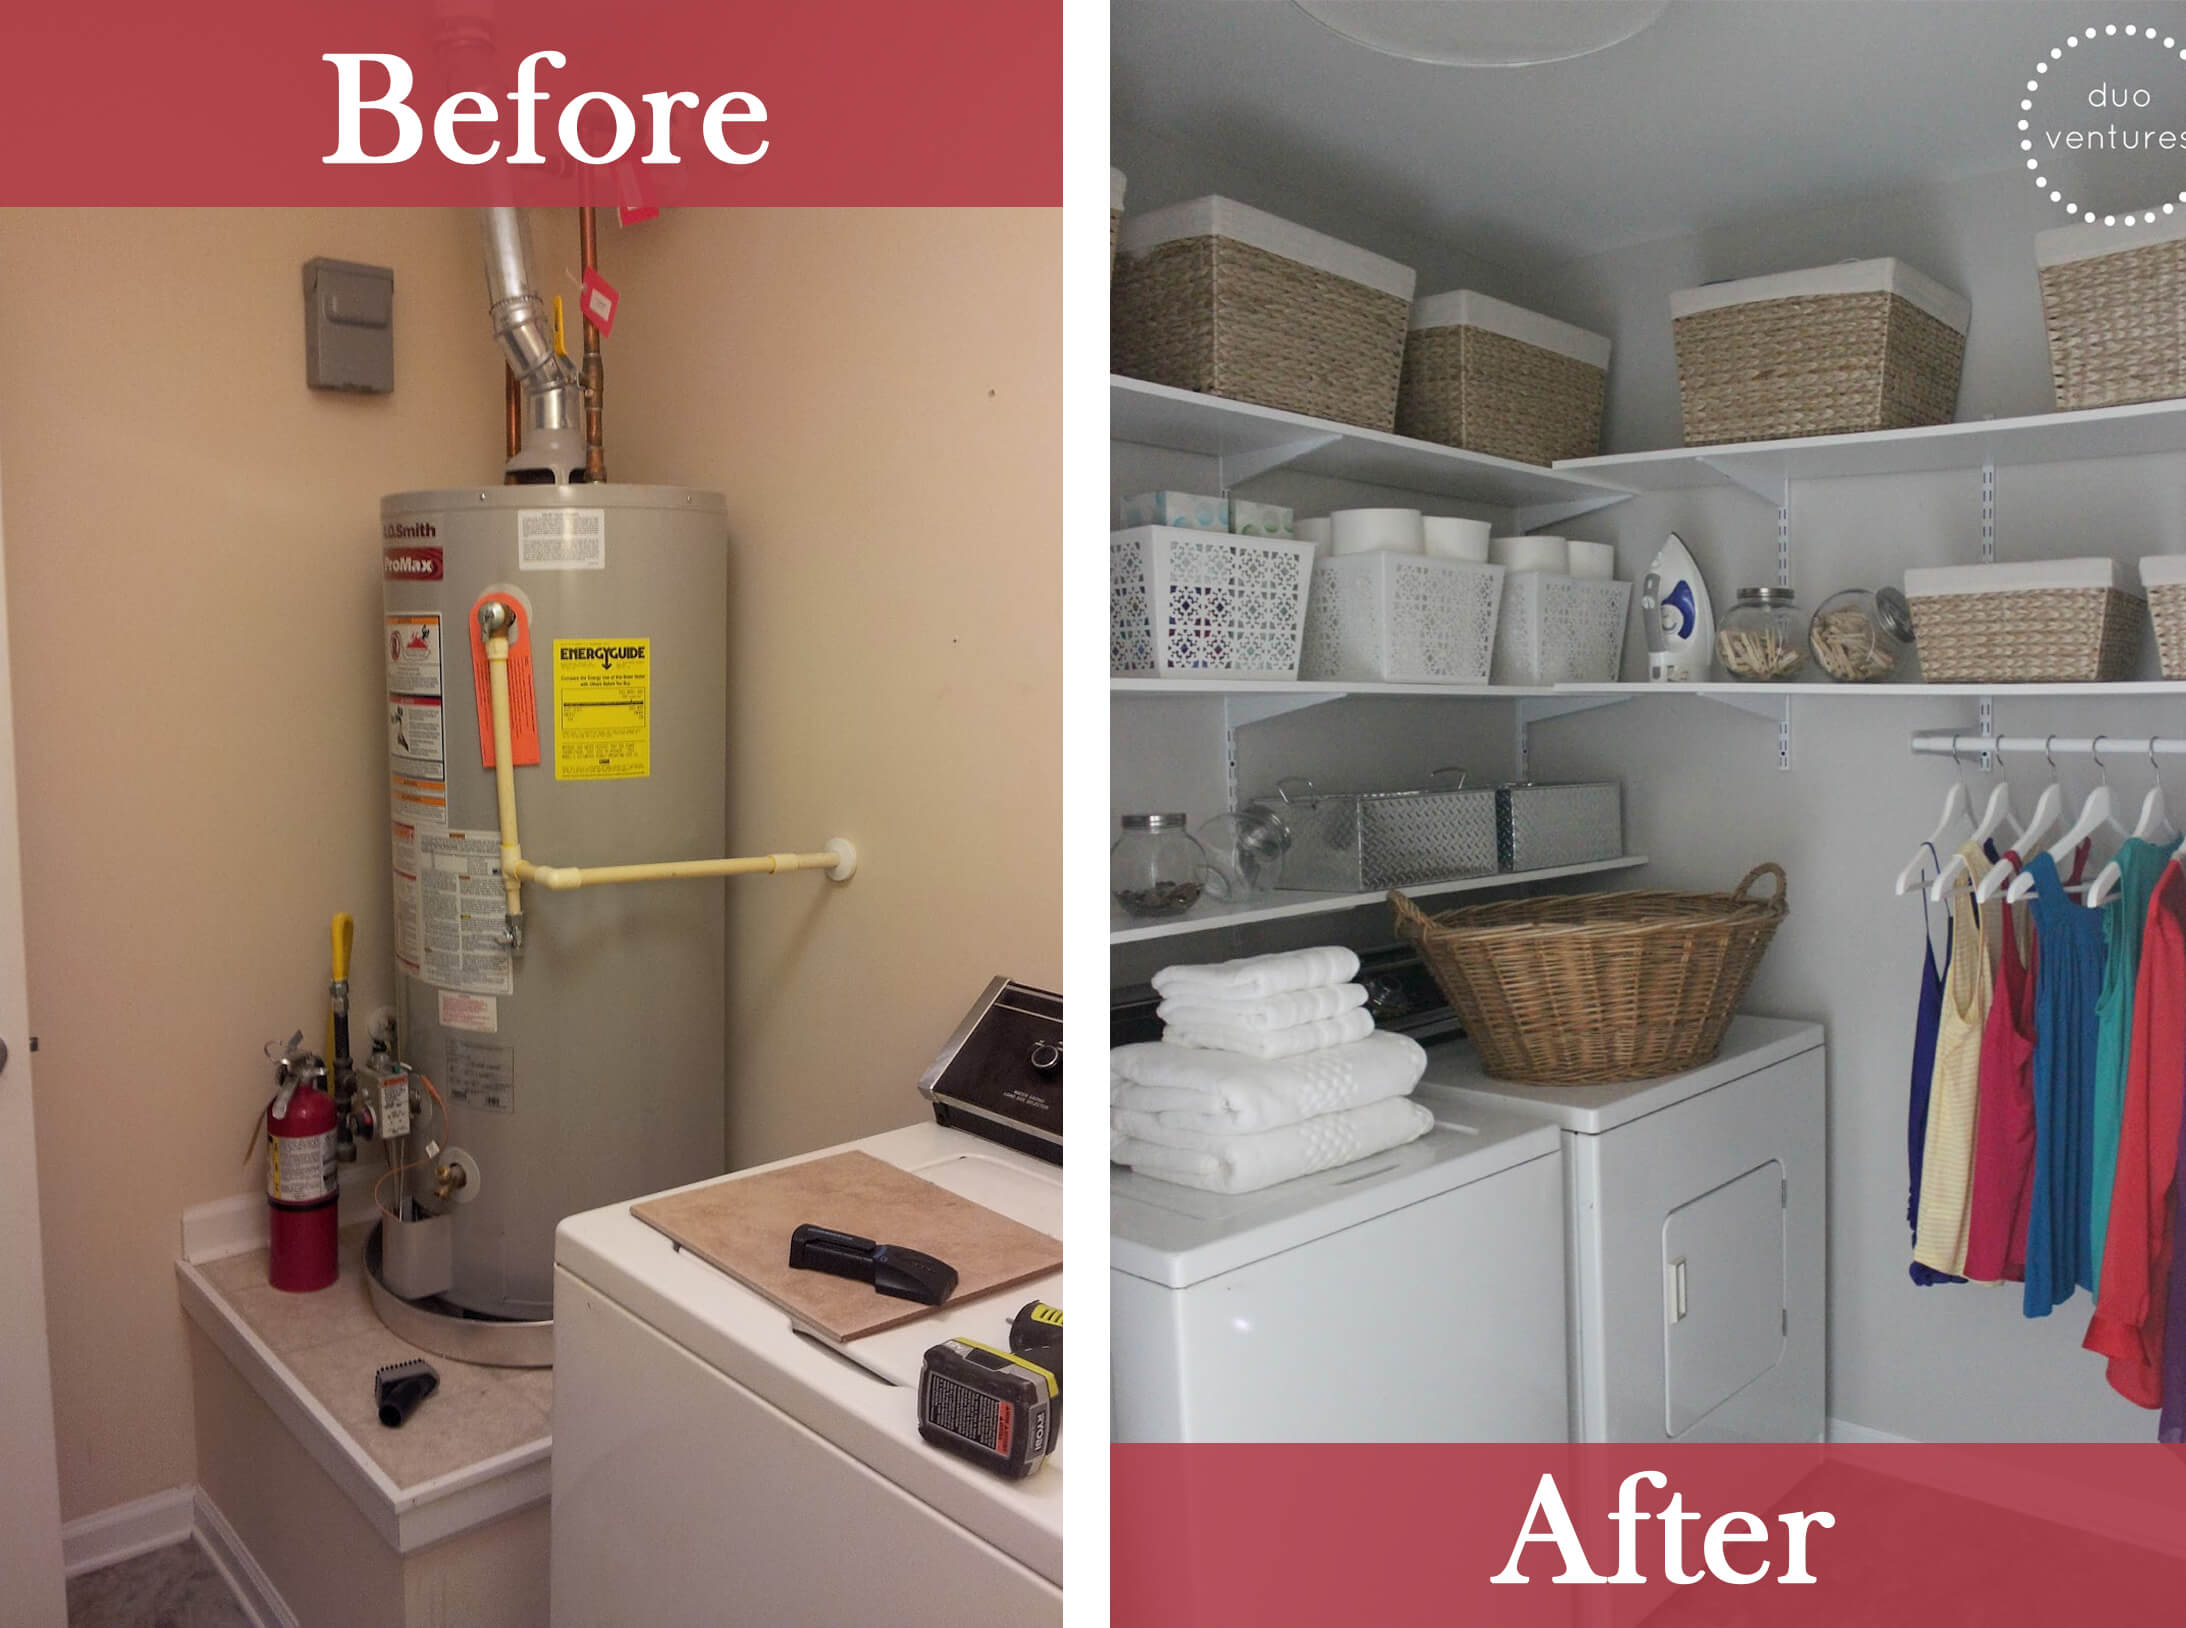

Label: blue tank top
[2024,851,2109,1316]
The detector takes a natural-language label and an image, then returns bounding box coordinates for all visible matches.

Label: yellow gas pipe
[476,601,854,947]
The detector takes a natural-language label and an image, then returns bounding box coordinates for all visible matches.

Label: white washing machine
[1111,1101,1568,1441]
[550,1121,1062,1626]
[1421,1015,1826,1444]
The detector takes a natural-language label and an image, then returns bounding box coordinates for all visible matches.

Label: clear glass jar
[1716,586,1808,681]
[1809,586,1913,683]
[1112,813,1218,918]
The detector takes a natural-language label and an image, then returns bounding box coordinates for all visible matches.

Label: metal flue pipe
[480,207,586,484]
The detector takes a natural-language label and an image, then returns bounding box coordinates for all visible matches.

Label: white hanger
[1977,737,2066,904]
[1894,750,1973,895]
[2009,737,2126,904]
[2087,741,2178,907]
[1930,779,2017,901]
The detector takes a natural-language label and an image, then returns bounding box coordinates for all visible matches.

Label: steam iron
[1642,533,1714,682]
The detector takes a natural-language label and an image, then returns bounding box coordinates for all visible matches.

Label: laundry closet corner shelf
[1110,855,1651,945]
[1111,376,1632,529]
[1555,396,2186,492]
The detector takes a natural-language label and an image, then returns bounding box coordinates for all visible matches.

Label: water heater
[380,485,729,1320]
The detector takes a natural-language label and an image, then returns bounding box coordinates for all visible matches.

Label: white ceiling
[1114,0,2186,267]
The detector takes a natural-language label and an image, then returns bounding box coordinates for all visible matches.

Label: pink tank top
[1963,842,2088,1283]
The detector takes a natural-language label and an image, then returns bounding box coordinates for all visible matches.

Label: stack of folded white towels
[1110,946,1434,1195]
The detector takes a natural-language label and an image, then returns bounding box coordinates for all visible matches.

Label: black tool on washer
[788,1224,959,1306]
[374,1358,440,1428]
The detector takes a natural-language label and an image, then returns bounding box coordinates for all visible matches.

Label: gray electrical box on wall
[302,257,394,393]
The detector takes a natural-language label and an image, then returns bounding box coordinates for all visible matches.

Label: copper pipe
[578,205,606,483]
[503,363,521,474]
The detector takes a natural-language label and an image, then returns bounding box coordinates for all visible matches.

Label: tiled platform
[177,1222,551,1553]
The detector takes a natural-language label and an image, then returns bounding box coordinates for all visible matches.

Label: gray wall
[1113,155,2185,1440]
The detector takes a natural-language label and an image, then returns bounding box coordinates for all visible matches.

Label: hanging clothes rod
[1911,733,2186,759]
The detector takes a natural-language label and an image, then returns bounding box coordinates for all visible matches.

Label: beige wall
[1,206,1059,1522]
[0,209,502,1519]
[597,208,1061,1164]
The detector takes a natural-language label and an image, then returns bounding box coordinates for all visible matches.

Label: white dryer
[1421,1015,1826,1443]
[550,1121,1062,1626]
[1111,1102,1568,1441]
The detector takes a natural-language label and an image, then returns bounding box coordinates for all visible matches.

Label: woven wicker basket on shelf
[2037,221,2186,411]
[1390,864,1786,1084]
[1670,260,1969,445]
[2144,558,2186,678]
[1111,167,1125,280]
[1904,560,2144,683]
[1112,196,1416,432]
[1395,291,1609,466]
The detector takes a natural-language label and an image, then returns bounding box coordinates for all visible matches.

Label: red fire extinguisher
[266,1046,339,1292]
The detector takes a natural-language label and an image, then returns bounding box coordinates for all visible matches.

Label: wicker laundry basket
[1903,559,2145,684]
[1112,196,1417,431]
[1670,260,1969,445]
[1391,864,1787,1084]
[2038,219,2186,411]
[1395,291,1609,466]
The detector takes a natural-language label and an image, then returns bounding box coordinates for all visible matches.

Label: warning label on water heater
[553,638,651,780]
[518,508,606,571]
[418,829,514,996]
[386,614,442,698]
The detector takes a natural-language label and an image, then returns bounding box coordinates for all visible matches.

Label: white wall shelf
[1110,855,1651,944]
[1556,397,2186,495]
[1112,376,1633,530]
[1118,677,2186,702]
[1114,678,1567,701]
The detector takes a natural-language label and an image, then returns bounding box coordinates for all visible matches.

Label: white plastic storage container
[1111,525,1315,680]
[1298,552,1505,684]
[1112,196,1418,431]
[1491,574,1632,685]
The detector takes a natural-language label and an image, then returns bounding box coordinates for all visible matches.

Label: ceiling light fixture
[1292,0,1673,68]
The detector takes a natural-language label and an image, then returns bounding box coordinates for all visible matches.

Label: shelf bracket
[1513,492,1631,535]
[1977,694,1994,771]
[1217,433,1339,490]
[1514,693,1630,779]
[1222,692,1343,809]
[1979,457,1995,564]
[1703,690,1793,772]
[1695,458,1791,509]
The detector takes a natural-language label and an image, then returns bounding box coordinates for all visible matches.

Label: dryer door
[1661,1160,1787,1437]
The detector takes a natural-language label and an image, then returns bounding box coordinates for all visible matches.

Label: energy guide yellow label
[552,638,651,780]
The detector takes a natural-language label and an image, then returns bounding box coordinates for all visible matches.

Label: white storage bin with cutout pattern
[1492,573,1633,686]
[1298,552,1506,683]
[1111,525,1315,679]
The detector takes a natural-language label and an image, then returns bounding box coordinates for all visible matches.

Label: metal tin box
[1254,775,1500,892]
[1496,781,1623,872]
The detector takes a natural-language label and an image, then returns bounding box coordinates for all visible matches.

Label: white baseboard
[1826,1418,1918,1445]
[180,1167,384,1262]
[192,1487,298,1628]
[60,1486,195,1577]
[60,1485,297,1628]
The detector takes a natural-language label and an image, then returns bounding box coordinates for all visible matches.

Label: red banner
[1114,1443,2186,1625]
[0,1,1058,205]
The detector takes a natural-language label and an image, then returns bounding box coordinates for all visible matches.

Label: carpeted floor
[65,1542,252,1628]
